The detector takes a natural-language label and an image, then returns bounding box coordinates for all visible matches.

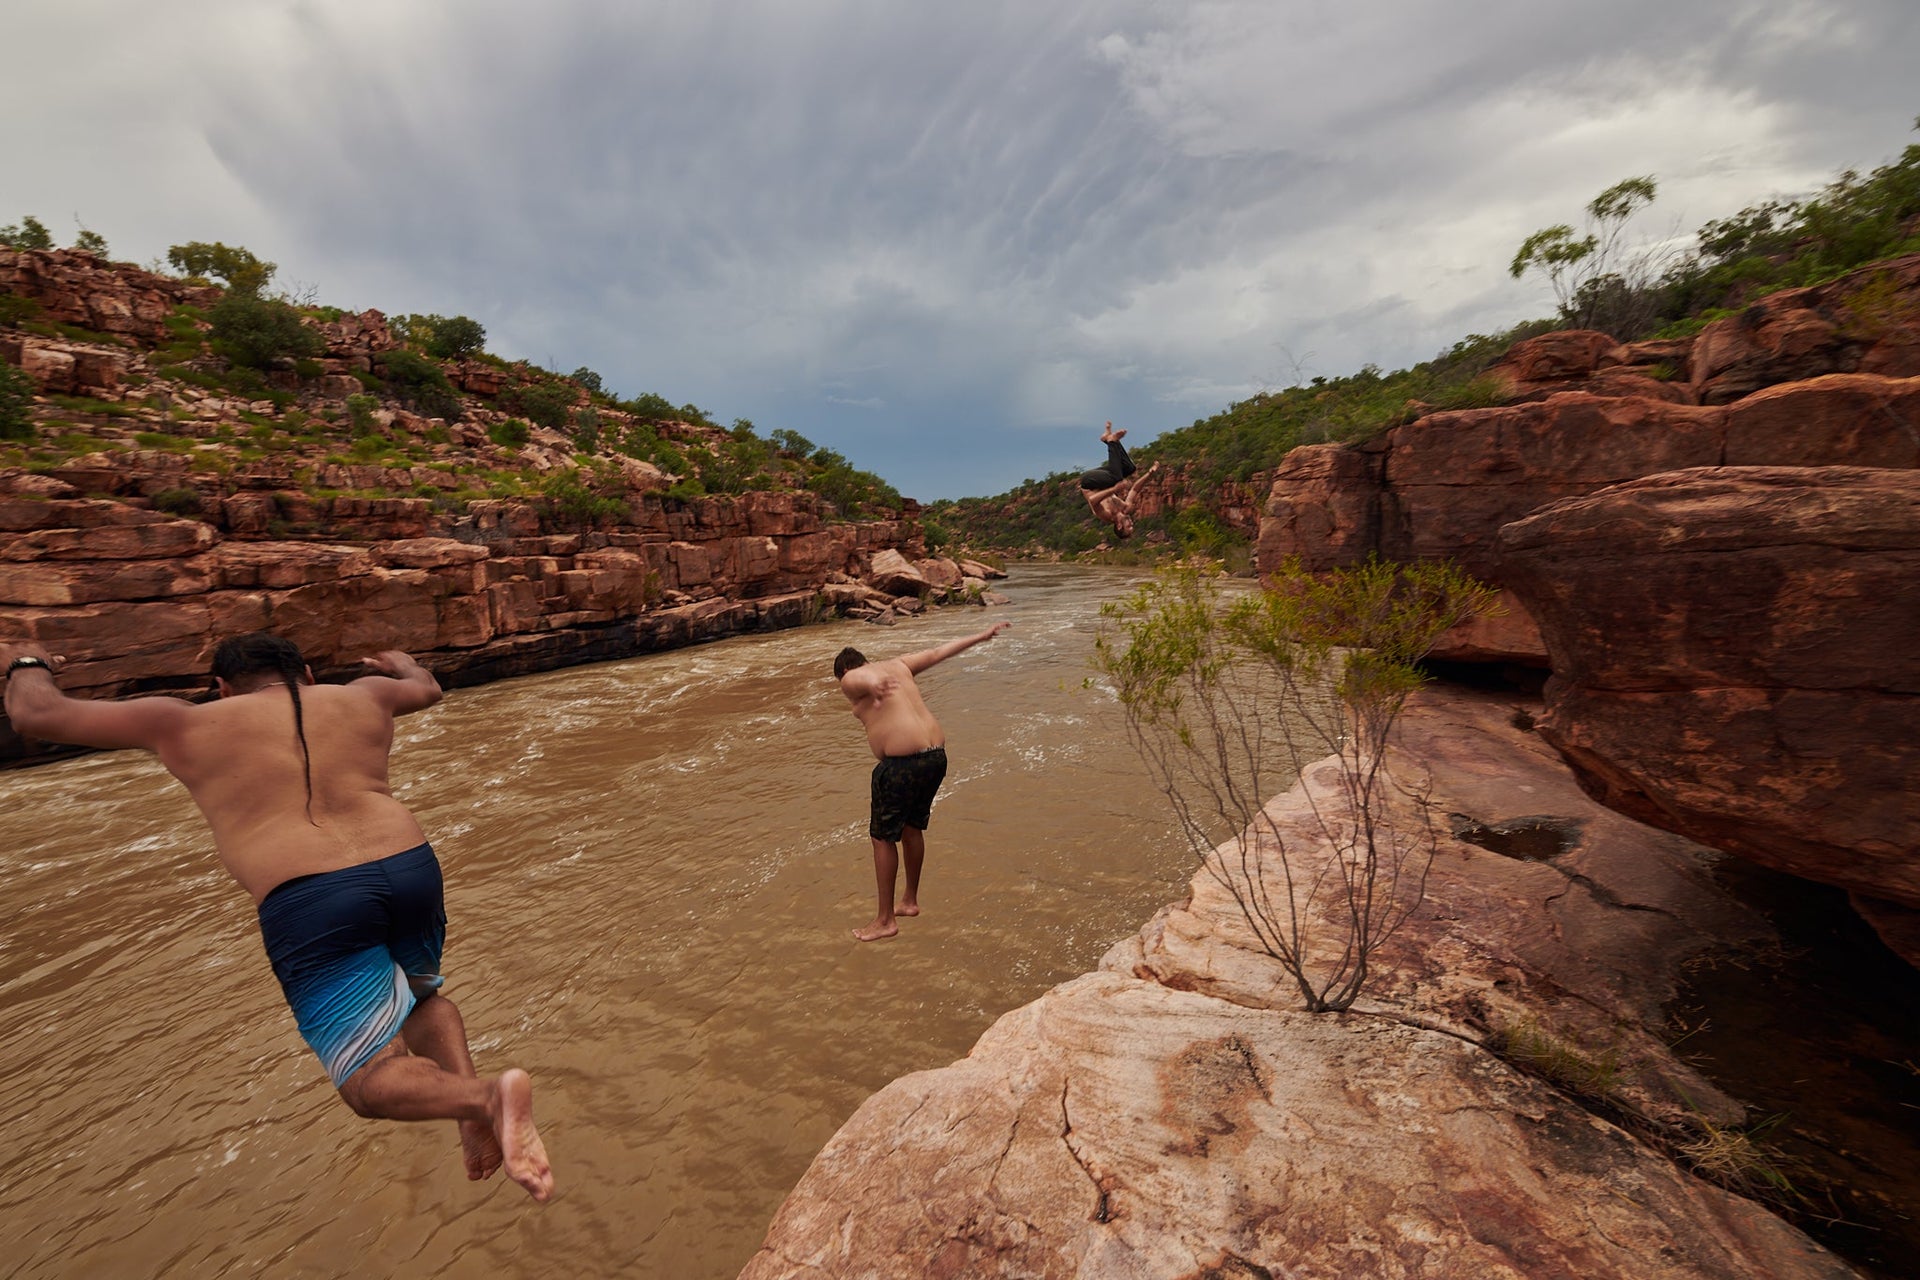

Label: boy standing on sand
[1,632,554,1203]
[834,621,1009,942]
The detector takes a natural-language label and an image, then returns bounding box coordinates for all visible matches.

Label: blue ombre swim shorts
[256,842,447,1088]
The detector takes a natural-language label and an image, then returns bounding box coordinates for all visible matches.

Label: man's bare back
[0,636,554,1203]
[160,680,430,902]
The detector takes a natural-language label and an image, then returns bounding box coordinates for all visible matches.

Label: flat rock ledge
[742,687,1859,1280]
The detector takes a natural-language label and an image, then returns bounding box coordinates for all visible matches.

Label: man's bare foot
[488,1069,554,1202]
[460,1118,503,1181]
[895,902,920,917]
[852,919,899,942]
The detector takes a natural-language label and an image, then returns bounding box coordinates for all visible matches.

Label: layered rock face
[1254,255,1920,665]
[1,250,1016,764]
[0,458,1003,764]
[744,690,1859,1279]
[1250,261,1920,962]
[1500,466,1920,964]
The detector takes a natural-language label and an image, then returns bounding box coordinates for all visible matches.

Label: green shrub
[379,348,463,421]
[506,381,575,430]
[152,487,202,516]
[73,228,109,257]
[0,292,43,327]
[345,393,380,436]
[0,361,36,440]
[167,241,275,294]
[0,216,53,250]
[488,417,531,449]
[572,405,602,452]
[209,292,324,369]
[539,465,628,526]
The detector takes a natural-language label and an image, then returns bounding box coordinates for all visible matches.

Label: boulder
[865,548,931,597]
[1499,466,1920,963]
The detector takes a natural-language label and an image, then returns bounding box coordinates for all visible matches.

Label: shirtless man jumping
[834,621,1009,942]
[1,633,554,1203]
[1079,420,1159,540]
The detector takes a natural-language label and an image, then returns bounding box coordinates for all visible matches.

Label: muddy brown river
[0,565,1199,1278]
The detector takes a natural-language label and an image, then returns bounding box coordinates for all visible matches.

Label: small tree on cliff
[167,241,277,295]
[1093,558,1496,1012]
[0,215,54,250]
[1510,176,1670,335]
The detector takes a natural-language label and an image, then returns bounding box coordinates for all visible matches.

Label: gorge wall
[0,249,1003,766]
[1252,254,1920,966]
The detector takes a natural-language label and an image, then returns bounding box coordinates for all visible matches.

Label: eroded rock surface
[1499,465,1920,963]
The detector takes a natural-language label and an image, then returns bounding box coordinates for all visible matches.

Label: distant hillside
[0,237,902,521]
[931,121,1920,557]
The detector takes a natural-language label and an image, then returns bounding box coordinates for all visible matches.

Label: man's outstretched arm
[901,622,1010,675]
[351,650,443,716]
[2,643,190,751]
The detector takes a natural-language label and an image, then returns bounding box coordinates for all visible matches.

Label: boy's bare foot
[895,902,920,917]
[852,919,899,942]
[460,1118,503,1181]
[488,1069,554,1202]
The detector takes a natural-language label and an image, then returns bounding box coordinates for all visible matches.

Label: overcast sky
[5,2,1917,499]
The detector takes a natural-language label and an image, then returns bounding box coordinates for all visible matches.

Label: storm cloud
[5,0,1917,496]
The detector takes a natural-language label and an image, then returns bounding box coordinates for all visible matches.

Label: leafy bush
[167,241,275,294]
[152,487,202,516]
[539,464,628,526]
[209,292,324,369]
[0,216,53,250]
[506,381,575,430]
[379,348,464,421]
[0,361,36,440]
[1092,558,1497,1012]
[570,366,604,395]
[572,405,602,452]
[394,313,487,360]
[622,391,680,421]
[0,292,42,327]
[73,228,109,257]
[488,417,531,449]
[345,393,380,436]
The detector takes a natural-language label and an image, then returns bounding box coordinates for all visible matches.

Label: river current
[0,565,1194,1278]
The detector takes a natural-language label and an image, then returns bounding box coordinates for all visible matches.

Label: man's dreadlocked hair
[211,632,317,823]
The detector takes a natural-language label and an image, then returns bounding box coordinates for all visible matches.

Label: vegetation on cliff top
[934,121,1920,557]
[0,235,903,522]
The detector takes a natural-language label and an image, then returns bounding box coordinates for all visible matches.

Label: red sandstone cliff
[1250,256,1920,965]
[0,249,1005,765]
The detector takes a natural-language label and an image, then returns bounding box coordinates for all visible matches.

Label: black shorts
[869,747,948,841]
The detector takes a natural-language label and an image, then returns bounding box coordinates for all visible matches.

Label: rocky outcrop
[1498,465,1920,965]
[0,248,219,345]
[1690,253,1920,404]
[743,689,1859,1279]
[1488,329,1695,404]
[1254,258,1920,666]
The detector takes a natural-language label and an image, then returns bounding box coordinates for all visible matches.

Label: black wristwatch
[6,655,51,677]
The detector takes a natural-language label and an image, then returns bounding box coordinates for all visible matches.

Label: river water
[0,565,1196,1278]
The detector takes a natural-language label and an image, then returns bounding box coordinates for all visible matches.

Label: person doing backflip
[1079,420,1159,540]
[834,621,1009,942]
[0,633,554,1203]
